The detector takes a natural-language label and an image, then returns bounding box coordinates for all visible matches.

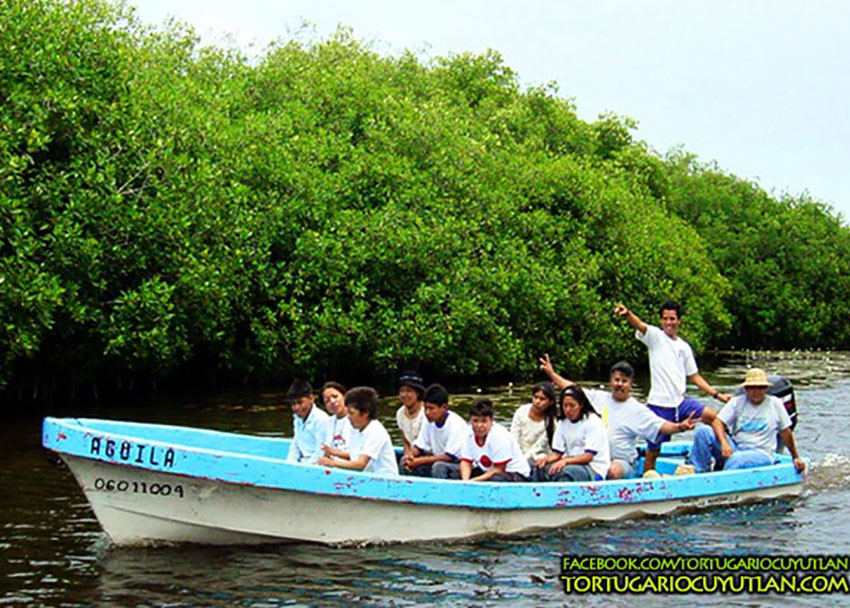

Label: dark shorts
[646,398,705,450]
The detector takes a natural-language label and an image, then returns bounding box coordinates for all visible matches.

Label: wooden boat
[42,417,805,546]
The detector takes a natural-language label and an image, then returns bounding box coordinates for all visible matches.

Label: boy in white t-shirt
[538,385,610,482]
[400,384,468,477]
[317,386,399,476]
[436,398,530,481]
[286,379,331,464]
[615,301,730,473]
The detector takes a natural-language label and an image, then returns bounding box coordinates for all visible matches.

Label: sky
[131,0,850,222]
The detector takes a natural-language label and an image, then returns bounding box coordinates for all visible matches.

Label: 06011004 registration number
[93,477,184,498]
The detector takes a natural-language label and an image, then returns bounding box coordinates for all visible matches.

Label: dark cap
[422,383,449,406]
[399,370,425,395]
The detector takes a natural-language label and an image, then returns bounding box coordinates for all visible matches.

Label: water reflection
[94,541,556,606]
[84,496,835,607]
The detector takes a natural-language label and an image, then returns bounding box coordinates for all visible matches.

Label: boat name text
[89,436,176,468]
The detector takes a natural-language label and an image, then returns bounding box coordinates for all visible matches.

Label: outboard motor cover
[766,375,797,430]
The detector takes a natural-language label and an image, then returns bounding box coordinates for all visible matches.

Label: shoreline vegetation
[3,0,850,406]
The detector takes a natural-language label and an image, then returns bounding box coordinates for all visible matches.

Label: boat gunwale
[43,417,805,511]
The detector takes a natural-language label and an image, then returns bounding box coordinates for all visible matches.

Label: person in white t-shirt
[615,301,731,474]
[400,384,468,477]
[319,381,353,461]
[317,386,399,476]
[395,370,426,463]
[286,379,331,464]
[510,383,557,464]
[540,356,696,479]
[539,385,610,482]
[688,368,805,473]
[435,398,530,481]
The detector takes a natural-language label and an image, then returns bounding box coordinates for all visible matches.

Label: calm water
[3,351,850,607]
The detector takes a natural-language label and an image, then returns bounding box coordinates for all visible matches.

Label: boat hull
[44,417,805,546]
[61,455,802,546]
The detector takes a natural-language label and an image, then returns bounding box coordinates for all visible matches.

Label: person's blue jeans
[689,426,773,472]
[432,461,461,479]
[432,461,528,481]
[544,463,597,482]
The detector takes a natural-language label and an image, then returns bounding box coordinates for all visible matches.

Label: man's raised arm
[538,353,573,390]
[614,303,648,335]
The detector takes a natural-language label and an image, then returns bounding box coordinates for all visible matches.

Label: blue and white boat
[42,417,805,546]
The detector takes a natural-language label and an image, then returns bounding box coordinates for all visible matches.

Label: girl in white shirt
[510,382,557,465]
[539,385,610,482]
[320,381,353,461]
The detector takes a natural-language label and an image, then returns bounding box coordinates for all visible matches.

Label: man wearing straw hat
[688,368,805,473]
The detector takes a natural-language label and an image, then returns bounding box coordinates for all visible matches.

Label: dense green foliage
[2,0,849,400]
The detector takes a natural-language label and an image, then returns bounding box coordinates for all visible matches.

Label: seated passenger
[539,385,610,482]
[688,368,805,473]
[395,370,426,463]
[286,379,331,464]
[400,384,468,477]
[435,398,530,481]
[317,387,399,475]
[510,382,557,465]
[320,381,352,461]
[540,355,696,479]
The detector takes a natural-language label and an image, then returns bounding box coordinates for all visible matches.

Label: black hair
[469,397,494,418]
[609,360,635,379]
[532,382,558,444]
[286,379,313,401]
[321,381,347,407]
[321,381,347,395]
[559,385,598,420]
[345,386,379,420]
[659,300,683,319]
[422,383,449,406]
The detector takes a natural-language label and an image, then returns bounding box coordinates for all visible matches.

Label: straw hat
[742,368,771,388]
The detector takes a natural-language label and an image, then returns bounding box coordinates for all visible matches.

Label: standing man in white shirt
[615,301,730,474]
[286,379,331,464]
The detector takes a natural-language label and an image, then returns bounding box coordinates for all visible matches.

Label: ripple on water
[806,453,850,491]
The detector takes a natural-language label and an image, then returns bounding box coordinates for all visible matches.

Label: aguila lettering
[89,436,176,468]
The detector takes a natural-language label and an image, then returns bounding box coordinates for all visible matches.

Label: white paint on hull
[64,456,803,546]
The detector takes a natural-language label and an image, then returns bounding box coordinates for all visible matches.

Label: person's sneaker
[642,469,661,478]
[674,464,695,475]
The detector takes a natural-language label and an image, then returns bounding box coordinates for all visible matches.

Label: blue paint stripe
[42,417,804,510]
